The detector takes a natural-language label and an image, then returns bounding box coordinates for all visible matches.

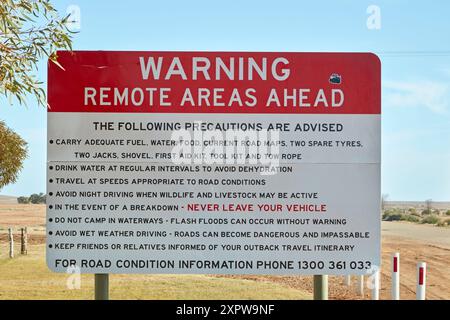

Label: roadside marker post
[95,274,109,300]
[392,252,400,300]
[344,275,351,286]
[357,275,364,296]
[416,262,426,300]
[313,275,328,300]
[371,270,380,300]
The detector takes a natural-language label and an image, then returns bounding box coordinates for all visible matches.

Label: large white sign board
[47,51,381,274]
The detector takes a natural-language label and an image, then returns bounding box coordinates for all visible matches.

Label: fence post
[416,262,426,300]
[357,275,364,297]
[392,252,400,300]
[344,275,351,286]
[8,228,14,258]
[21,227,28,255]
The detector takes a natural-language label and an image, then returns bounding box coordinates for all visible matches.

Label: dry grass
[0,204,45,228]
[0,204,309,300]
[0,243,310,300]
[2,204,449,300]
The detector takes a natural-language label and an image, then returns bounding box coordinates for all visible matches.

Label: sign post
[95,273,109,300]
[313,275,328,300]
[46,51,381,298]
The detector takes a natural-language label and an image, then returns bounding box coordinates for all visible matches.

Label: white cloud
[383,80,450,114]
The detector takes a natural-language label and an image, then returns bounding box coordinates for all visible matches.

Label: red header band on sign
[48,51,381,114]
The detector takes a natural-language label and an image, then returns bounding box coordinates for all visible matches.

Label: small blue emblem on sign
[329,73,342,84]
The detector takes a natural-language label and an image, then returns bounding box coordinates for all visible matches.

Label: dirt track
[220,222,450,300]
[0,205,449,299]
[378,222,450,300]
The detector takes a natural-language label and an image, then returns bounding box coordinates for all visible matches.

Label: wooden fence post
[8,228,14,258]
[21,227,28,255]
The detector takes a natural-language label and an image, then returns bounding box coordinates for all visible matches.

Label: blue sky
[1,0,450,201]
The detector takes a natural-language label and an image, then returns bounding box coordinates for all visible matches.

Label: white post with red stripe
[416,262,426,300]
[392,252,400,300]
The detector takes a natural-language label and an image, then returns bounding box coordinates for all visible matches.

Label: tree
[17,193,45,204]
[0,121,27,189]
[29,192,45,204]
[1,0,73,106]
[17,196,29,203]
[0,1,73,190]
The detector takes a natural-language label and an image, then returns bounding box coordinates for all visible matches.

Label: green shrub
[383,213,403,221]
[422,209,432,215]
[436,219,450,227]
[17,196,29,204]
[421,215,439,224]
[17,193,46,204]
[401,215,420,223]
[445,210,450,216]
